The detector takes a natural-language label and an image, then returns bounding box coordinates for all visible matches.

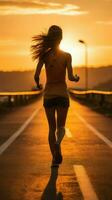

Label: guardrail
[0,90,42,106]
[69,89,112,108]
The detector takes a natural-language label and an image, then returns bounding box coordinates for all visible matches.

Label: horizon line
[0,64,112,72]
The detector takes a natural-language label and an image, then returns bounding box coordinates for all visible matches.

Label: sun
[60,39,75,55]
[60,38,84,66]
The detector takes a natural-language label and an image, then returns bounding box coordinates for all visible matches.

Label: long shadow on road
[40,167,63,200]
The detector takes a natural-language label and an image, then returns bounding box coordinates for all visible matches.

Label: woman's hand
[37,83,43,90]
[32,84,43,91]
[74,74,80,82]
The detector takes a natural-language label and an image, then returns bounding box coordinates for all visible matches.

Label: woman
[31,25,79,167]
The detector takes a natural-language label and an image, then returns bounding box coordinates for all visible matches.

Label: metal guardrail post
[92,93,95,101]
[69,89,112,108]
[99,94,105,106]
[86,93,90,100]
[8,95,12,106]
[24,95,27,103]
[14,95,18,106]
[19,95,23,104]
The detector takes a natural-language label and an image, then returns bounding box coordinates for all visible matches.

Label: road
[0,96,112,200]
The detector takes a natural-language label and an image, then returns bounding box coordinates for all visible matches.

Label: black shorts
[43,96,70,108]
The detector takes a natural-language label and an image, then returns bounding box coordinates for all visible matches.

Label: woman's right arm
[66,53,79,82]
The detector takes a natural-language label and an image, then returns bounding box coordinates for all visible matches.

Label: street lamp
[78,40,88,90]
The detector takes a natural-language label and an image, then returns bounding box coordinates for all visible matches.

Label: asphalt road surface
[0,96,112,200]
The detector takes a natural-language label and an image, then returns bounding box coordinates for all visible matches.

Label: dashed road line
[65,128,72,138]
[74,165,99,200]
[0,108,41,155]
[75,112,112,149]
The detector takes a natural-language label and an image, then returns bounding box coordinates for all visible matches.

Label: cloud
[0,0,88,16]
[96,21,112,25]
[104,0,112,2]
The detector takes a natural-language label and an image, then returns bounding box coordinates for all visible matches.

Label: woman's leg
[56,107,68,144]
[53,106,68,164]
[44,107,56,157]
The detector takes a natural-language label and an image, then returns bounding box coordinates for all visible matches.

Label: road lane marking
[0,108,41,155]
[75,112,112,149]
[74,165,99,200]
[65,128,72,138]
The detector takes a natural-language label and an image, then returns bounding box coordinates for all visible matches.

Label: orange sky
[0,0,112,71]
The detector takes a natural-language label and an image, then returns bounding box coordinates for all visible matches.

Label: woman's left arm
[34,59,44,88]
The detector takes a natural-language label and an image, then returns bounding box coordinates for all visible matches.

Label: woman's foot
[51,143,63,167]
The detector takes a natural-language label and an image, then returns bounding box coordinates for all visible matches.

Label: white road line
[75,112,112,149]
[0,108,41,155]
[74,165,99,200]
[65,128,72,138]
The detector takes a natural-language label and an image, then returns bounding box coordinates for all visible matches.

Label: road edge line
[75,112,112,149]
[73,165,99,200]
[0,108,40,155]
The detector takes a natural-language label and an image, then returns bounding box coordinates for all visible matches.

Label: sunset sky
[0,0,112,71]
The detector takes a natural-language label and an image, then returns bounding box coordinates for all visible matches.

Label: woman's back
[43,49,69,99]
[44,49,67,84]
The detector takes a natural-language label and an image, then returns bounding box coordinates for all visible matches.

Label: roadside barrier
[69,89,112,107]
[0,90,42,106]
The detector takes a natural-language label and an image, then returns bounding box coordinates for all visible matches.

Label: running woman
[31,25,79,167]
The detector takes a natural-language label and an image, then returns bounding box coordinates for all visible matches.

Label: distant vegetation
[94,79,112,90]
[0,66,112,92]
[71,65,112,90]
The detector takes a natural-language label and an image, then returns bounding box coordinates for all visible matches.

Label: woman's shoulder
[59,50,72,62]
[60,50,71,58]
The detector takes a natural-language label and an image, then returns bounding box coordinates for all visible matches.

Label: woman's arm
[34,59,43,88]
[66,53,79,82]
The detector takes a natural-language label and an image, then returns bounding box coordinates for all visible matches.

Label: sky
[0,0,112,71]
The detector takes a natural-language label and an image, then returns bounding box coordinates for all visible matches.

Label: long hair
[31,25,62,61]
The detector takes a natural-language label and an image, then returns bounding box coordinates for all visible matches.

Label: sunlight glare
[60,39,84,66]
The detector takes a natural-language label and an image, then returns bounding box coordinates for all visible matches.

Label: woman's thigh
[56,107,69,128]
[44,107,56,129]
